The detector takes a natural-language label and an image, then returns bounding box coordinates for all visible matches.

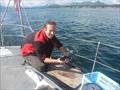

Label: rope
[75,38,98,44]
[75,38,120,49]
[17,0,24,37]
[2,23,33,31]
[74,53,120,73]
[2,35,24,37]
[21,1,34,32]
[101,42,120,49]
[0,0,11,25]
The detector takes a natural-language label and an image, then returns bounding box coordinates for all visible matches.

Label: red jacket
[21,28,62,60]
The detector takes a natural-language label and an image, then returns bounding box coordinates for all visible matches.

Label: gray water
[1,7,120,83]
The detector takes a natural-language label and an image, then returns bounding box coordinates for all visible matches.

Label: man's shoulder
[34,28,46,42]
[25,32,36,40]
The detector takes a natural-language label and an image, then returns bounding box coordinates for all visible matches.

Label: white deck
[0,46,63,90]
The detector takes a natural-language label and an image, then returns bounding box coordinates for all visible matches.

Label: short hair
[44,21,56,28]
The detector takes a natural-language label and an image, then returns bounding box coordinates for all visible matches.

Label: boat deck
[0,46,36,90]
[0,46,83,90]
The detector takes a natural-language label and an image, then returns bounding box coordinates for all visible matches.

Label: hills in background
[47,1,120,8]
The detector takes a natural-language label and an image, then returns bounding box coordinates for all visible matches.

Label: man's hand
[57,57,69,64]
[57,56,71,64]
[44,57,69,64]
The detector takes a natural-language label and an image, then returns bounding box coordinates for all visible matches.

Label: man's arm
[52,36,68,56]
[33,42,66,64]
[44,57,65,64]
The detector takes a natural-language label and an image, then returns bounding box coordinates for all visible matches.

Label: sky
[1,0,120,7]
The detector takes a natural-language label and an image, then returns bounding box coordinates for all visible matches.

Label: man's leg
[24,55,45,72]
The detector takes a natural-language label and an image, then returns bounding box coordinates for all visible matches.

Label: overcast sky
[1,0,120,7]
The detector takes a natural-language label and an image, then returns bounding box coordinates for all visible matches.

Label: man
[21,21,68,72]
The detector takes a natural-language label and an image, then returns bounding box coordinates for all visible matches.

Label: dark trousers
[24,55,47,72]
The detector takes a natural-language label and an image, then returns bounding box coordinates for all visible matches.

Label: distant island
[47,1,120,8]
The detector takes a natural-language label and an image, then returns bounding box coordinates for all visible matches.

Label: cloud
[22,0,49,7]
[1,0,49,7]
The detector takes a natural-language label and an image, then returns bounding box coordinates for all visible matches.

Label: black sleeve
[33,41,45,59]
[23,32,36,44]
[52,36,63,49]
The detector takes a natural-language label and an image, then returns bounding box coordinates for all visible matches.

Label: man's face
[45,24,56,39]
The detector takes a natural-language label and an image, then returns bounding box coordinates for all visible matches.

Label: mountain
[94,1,106,5]
[80,1,96,6]
[70,1,106,6]
[48,1,120,8]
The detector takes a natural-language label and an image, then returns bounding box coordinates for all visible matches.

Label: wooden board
[47,65,83,89]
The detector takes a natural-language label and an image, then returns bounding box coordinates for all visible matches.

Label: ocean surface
[1,7,120,83]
